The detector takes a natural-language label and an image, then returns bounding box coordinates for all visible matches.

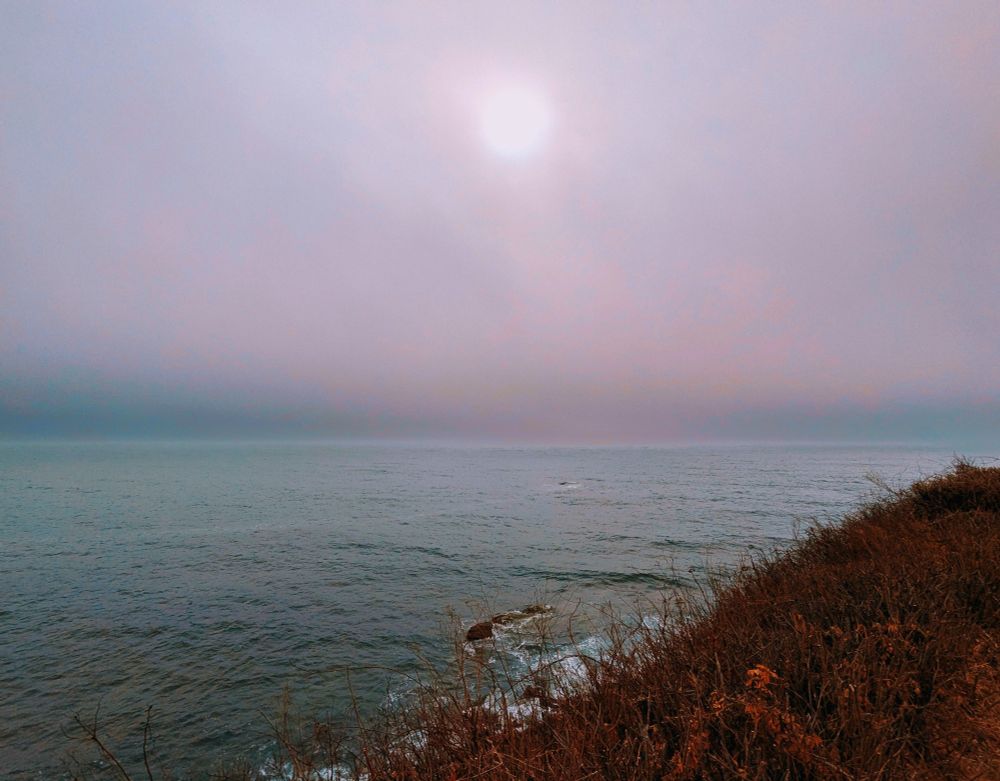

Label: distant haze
[2,2,998,444]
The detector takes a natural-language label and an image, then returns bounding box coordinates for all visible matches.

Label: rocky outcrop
[465,621,494,641]
[466,605,551,641]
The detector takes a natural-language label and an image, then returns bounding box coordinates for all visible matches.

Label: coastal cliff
[344,463,999,780]
[81,463,1000,780]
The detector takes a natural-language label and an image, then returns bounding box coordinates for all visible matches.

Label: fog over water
[2,2,998,443]
[3,4,999,779]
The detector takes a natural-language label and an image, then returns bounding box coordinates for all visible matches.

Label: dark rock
[465,621,493,641]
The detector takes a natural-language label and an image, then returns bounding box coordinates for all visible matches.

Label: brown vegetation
[77,463,1000,780]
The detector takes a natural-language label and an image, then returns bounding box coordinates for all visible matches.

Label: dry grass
[76,462,1000,780]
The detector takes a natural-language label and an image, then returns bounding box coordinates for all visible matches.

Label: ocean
[0,442,979,778]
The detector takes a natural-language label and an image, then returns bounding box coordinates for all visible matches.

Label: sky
[1,2,998,444]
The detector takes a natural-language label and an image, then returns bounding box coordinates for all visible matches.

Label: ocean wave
[511,566,691,587]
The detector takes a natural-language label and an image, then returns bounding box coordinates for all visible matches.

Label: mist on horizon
[2,2,998,445]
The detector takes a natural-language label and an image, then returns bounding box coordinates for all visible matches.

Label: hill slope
[350,463,999,780]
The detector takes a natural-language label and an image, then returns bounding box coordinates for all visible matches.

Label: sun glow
[480,86,552,159]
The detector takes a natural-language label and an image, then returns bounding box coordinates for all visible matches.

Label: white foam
[382,612,659,749]
[260,760,362,781]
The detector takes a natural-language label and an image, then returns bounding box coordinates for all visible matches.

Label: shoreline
[263,462,1000,779]
[71,461,999,779]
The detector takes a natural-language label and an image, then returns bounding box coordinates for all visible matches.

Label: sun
[480,86,552,159]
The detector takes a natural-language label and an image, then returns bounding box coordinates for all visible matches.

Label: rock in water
[491,604,552,626]
[465,621,493,641]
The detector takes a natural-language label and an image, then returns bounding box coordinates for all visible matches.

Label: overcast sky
[2,2,998,443]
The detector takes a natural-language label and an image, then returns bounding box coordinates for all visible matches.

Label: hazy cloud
[2,2,998,443]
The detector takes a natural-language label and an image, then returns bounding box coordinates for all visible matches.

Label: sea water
[0,442,980,778]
